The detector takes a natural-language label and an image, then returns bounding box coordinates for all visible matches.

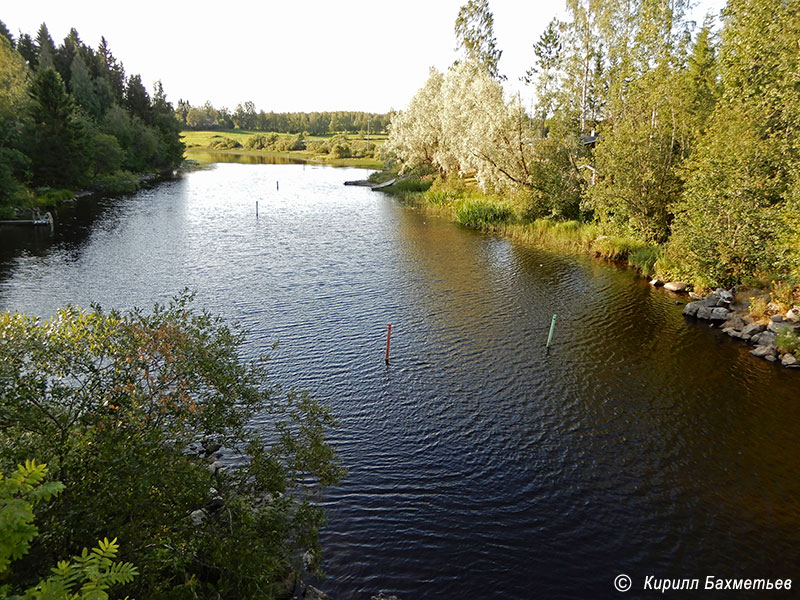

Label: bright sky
[3,0,727,114]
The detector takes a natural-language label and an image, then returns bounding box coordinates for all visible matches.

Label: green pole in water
[546,314,557,348]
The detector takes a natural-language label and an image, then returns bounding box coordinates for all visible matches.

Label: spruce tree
[27,68,88,187]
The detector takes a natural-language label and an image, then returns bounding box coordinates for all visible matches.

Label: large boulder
[753,331,778,347]
[715,288,735,304]
[722,313,747,331]
[700,292,721,307]
[751,345,777,359]
[683,302,701,317]
[741,323,766,338]
[697,306,714,320]
[302,585,330,600]
[664,281,688,292]
[710,307,731,321]
[782,353,800,368]
[785,308,800,323]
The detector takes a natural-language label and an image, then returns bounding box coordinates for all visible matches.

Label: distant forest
[0,21,184,213]
[176,100,390,135]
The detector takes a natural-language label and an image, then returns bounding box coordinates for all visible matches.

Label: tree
[27,67,88,187]
[665,105,785,286]
[662,0,800,286]
[97,36,125,104]
[16,34,36,69]
[523,19,563,137]
[687,18,718,127]
[0,36,29,117]
[152,80,185,166]
[34,23,56,70]
[454,0,504,80]
[233,100,257,130]
[0,292,344,599]
[124,73,152,124]
[439,61,533,191]
[384,68,446,175]
[70,52,101,118]
[0,20,14,47]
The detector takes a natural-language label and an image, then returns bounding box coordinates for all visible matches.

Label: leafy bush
[366,170,397,184]
[208,136,242,149]
[244,133,278,150]
[35,187,74,204]
[770,279,798,312]
[456,199,514,229]
[91,170,140,194]
[748,295,769,319]
[0,292,344,599]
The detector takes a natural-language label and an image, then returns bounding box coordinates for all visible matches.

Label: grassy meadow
[182,130,386,168]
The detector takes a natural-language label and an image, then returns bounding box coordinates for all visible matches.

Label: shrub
[244,134,277,150]
[91,170,140,194]
[208,137,242,149]
[366,170,397,184]
[0,292,344,598]
[35,187,74,205]
[749,295,769,319]
[770,279,798,312]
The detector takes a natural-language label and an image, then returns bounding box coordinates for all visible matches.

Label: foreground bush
[0,291,344,599]
[0,461,138,600]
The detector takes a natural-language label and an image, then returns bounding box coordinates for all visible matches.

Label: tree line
[385,0,800,289]
[176,100,390,136]
[0,21,184,215]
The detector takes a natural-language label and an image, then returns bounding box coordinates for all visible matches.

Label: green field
[181,130,386,169]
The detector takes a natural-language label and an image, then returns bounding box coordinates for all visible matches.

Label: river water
[1,162,798,599]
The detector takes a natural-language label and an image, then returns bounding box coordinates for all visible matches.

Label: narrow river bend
[1,162,798,599]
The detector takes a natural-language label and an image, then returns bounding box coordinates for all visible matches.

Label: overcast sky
[4,0,727,114]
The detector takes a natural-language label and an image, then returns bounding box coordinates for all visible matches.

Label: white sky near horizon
[3,0,727,114]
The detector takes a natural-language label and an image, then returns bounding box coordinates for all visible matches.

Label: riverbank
[0,168,180,222]
[377,175,800,369]
[182,130,384,169]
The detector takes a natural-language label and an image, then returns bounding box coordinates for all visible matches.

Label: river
[1,161,798,599]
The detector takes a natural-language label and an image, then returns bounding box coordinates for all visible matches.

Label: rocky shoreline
[654,281,800,368]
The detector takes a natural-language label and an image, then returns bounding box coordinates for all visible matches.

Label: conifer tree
[27,68,88,187]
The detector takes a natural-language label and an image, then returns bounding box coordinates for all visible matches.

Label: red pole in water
[385,323,392,363]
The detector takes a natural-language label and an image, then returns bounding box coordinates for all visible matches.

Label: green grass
[181,130,386,169]
[455,199,514,229]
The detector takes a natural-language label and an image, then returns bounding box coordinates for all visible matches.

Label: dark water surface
[1,163,798,599]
